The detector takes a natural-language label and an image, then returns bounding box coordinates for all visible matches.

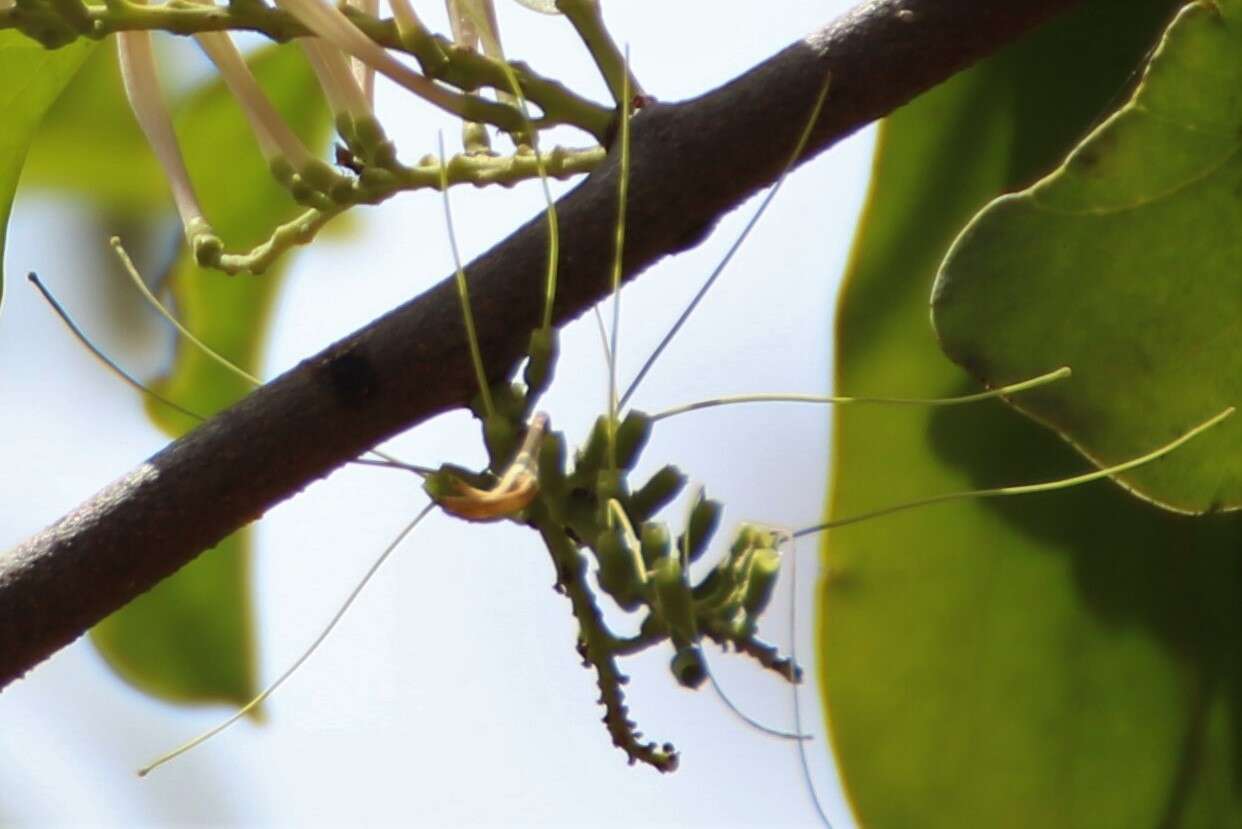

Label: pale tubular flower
[509,0,558,13]
[386,0,426,42]
[347,0,378,106]
[116,31,219,258]
[299,36,372,121]
[274,0,473,116]
[446,0,484,53]
[448,0,516,110]
[448,0,508,71]
[193,30,315,169]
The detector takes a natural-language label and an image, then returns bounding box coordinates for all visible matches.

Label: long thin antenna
[649,367,1071,422]
[619,72,832,410]
[113,238,262,387]
[704,655,810,742]
[469,10,561,333]
[31,271,431,476]
[28,272,201,423]
[592,304,615,389]
[606,46,633,468]
[439,131,494,418]
[785,532,834,828]
[110,240,421,474]
[793,406,1234,539]
[138,502,436,777]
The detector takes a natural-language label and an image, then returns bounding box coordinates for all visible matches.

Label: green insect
[22,10,1230,822]
[23,70,1209,826]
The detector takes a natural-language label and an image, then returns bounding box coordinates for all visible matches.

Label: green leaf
[90,533,256,707]
[0,35,94,307]
[22,44,165,213]
[932,0,1242,514]
[90,43,332,708]
[149,42,333,432]
[821,2,1242,827]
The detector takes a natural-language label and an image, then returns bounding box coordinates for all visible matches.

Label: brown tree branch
[0,0,1084,688]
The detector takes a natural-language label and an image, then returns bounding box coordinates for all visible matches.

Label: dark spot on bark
[320,346,379,407]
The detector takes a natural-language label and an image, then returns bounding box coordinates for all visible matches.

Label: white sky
[0,2,875,826]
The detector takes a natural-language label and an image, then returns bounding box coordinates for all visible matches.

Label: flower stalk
[347,0,377,105]
[193,25,351,209]
[273,0,524,132]
[193,29,313,168]
[115,26,222,266]
[554,0,642,106]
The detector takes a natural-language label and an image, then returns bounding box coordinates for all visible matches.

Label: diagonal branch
[0,0,1085,689]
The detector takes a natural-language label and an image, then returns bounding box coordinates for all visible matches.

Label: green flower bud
[630,465,686,523]
[641,522,672,570]
[682,496,722,563]
[594,527,644,612]
[740,547,781,618]
[614,410,652,470]
[651,555,696,642]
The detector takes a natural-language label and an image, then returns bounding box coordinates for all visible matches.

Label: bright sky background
[0,2,875,826]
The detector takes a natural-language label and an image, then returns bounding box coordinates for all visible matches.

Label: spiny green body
[423,328,798,770]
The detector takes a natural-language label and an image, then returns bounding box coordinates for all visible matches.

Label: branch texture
[0,0,1085,688]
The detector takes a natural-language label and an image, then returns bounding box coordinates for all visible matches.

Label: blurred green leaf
[0,35,94,307]
[149,41,332,432]
[23,44,165,214]
[821,2,1242,826]
[91,43,332,708]
[90,533,256,707]
[933,0,1242,514]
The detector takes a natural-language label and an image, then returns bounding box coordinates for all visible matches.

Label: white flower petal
[300,36,371,119]
[446,0,480,51]
[347,0,378,106]
[116,31,207,242]
[194,31,314,167]
[510,0,559,14]
[276,0,466,114]
[451,0,505,59]
[386,0,425,40]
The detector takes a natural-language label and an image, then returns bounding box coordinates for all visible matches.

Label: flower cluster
[95,0,625,273]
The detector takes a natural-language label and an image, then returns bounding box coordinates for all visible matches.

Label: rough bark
[0,0,1085,688]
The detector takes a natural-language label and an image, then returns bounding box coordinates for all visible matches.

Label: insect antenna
[647,366,1073,423]
[605,46,632,457]
[592,304,615,388]
[729,405,1234,827]
[702,655,811,742]
[31,268,432,477]
[782,529,835,828]
[112,239,431,473]
[791,405,1233,540]
[29,271,202,423]
[619,71,832,410]
[438,130,495,419]
[138,501,436,777]
[672,485,809,742]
